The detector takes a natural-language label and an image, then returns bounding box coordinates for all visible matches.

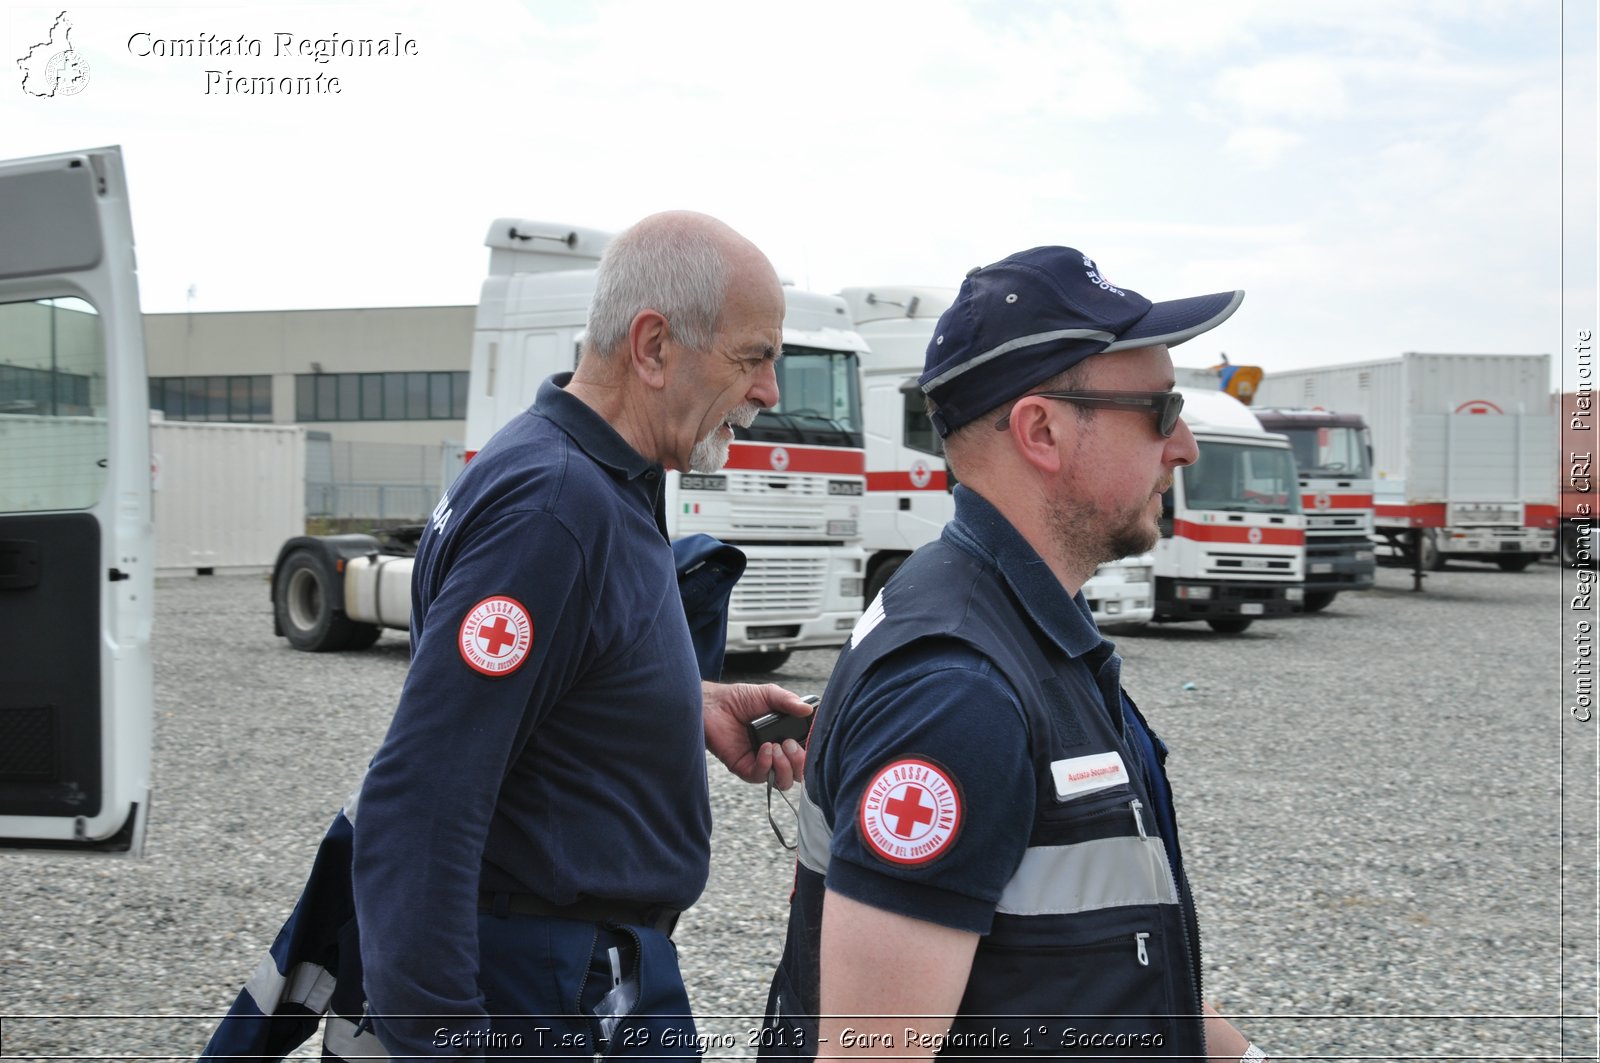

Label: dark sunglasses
[995,389,1185,437]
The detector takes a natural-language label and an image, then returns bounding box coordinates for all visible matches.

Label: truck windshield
[1183,442,1299,513]
[739,345,863,447]
[1281,425,1372,478]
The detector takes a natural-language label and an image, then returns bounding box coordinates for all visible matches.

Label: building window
[150,374,272,422]
[337,374,360,421]
[361,374,383,420]
[3,363,92,412]
[292,370,470,422]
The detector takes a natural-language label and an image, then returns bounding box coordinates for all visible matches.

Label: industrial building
[142,304,476,448]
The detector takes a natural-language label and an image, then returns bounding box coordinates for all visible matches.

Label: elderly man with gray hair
[353,211,812,1059]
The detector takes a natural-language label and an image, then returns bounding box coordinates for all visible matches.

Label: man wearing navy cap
[761,247,1266,1060]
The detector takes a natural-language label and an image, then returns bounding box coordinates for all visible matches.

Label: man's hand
[703,681,812,788]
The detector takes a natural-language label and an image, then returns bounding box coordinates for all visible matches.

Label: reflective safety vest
[762,538,1206,1058]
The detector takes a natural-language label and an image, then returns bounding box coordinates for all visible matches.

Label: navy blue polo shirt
[812,487,1171,934]
[353,375,708,1054]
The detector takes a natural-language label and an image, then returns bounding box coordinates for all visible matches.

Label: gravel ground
[1,560,1594,1061]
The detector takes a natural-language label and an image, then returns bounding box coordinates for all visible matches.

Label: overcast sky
[4,0,1595,390]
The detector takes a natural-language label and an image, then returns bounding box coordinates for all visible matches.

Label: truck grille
[1204,550,1299,579]
[1307,514,1368,533]
[732,555,827,615]
[724,472,834,535]
[725,471,829,497]
[1448,502,1521,526]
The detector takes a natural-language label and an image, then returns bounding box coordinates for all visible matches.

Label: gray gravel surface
[1,560,1594,1061]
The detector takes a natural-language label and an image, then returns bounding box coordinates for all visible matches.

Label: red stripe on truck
[866,470,950,492]
[723,442,865,475]
[1374,503,1447,528]
[1172,520,1304,546]
[1302,493,1373,510]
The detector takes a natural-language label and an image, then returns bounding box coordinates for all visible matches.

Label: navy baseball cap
[919,246,1244,436]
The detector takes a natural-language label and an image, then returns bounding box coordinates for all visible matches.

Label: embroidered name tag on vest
[1050,751,1128,800]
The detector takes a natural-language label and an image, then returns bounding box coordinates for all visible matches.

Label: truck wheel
[1205,617,1254,634]
[274,548,359,651]
[865,556,905,605]
[1495,554,1536,573]
[724,650,792,674]
[1563,526,1580,567]
[1302,591,1338,613]
[1418,529,1447,571]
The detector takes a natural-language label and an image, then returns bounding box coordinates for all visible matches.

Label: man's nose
[1167,417,1199,467]
[750,361,779,409]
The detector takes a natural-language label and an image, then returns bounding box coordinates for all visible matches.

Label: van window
[0,296,107,512]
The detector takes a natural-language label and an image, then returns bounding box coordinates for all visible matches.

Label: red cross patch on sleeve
[458,596,534,677]
[857,757,963,865]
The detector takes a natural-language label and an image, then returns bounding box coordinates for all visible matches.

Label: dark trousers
[476,911,700,1059]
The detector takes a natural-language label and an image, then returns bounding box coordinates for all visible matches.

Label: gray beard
[688,429,733,473]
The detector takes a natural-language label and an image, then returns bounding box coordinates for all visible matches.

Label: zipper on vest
[1129,798,1148,839]
[1134,932,1150,966]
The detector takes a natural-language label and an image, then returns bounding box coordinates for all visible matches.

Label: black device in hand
[747,694,819,749]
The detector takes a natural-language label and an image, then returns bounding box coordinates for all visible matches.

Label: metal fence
[305,432,465,522]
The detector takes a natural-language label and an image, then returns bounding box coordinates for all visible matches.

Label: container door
[0,146,153,854]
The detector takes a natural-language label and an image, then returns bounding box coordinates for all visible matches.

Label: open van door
[0,146,153,854]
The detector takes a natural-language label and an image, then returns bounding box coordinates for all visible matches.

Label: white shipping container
[1255,353,1557,506]
[152,419,305,575]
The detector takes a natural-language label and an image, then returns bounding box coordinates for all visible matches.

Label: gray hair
[584,220,731,359]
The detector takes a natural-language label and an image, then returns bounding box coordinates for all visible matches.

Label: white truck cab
[1152,389,1306,633]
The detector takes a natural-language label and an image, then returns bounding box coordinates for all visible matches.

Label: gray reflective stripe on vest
[795,783,832,876]
[324,1014,390,1060]
[243,952,337,1014]
[798,782,1175,919]
[995,835,1178,916]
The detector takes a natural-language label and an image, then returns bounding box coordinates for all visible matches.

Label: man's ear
[628,309,671,389]
[1006,397,1068,475]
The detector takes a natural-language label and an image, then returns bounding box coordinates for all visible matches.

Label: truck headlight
[1286,587,1304,601]
[1177,585,1212,601]
[827,520,858,537]
[841,577,864,598]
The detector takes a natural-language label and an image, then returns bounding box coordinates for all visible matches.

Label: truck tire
[1302,591,1338,613]
[344,623,384,650]
[723,650,792,674]
[1418,529,1447,571]
[274,548,368,651]
[865,556,905,605]
[1495,554,1536,573]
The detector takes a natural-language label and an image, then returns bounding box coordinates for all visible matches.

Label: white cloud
[1223,126,1304,168]
[0,0,1574,386]
[1214,58,1349,119]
